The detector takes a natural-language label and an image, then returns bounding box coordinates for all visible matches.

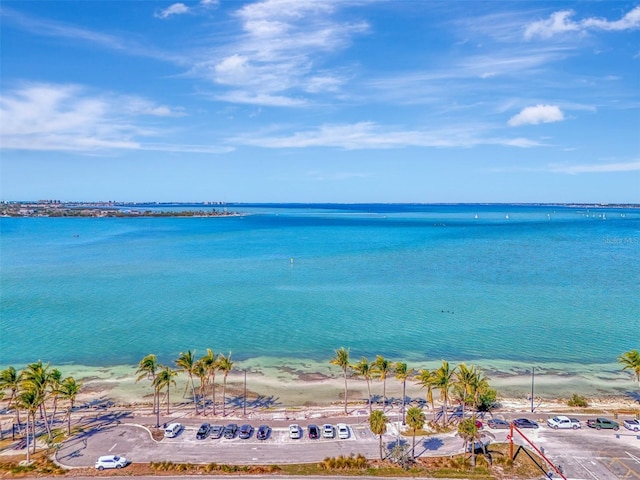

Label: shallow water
[1,204,638,384]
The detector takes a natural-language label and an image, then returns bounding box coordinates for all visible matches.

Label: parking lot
[53,414,640,479]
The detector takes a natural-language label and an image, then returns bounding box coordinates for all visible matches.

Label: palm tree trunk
[342,369,348,414]
[366,379,372,413]
[222,379,227,416]
[25,413,30,464]
[401,380,406,425]
[211,379,216,416]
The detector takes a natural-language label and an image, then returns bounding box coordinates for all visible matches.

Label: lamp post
[530,366,535,413]
[243,369,247,417]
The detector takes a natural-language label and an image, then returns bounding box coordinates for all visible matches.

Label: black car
[196,422,211,439]
[308,424,320,439]
[513,418,539,428]
[256,425,271,440]
[239,424,254,439]
[210,425,224,439]
[223,423,238,439]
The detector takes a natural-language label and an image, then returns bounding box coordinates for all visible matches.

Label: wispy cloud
[549,161,640,174]
[0,83,229,154]
[155,3,190,19]
[508,104,565,126]
[524,6,640,40]
[191,0,369,106]
[232,121,543,150]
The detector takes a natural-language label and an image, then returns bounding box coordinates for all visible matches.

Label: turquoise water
[1,204,638,369]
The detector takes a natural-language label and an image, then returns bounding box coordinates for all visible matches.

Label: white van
[164,422,183,438]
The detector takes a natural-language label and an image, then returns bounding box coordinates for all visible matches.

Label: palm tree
[47,368,63,432]
[154,366,177,416]
[457,415,482,466]
[433,360,456,427]
[0,366,22,425]
[406,405,425,460]
[330,347,350,414]
[21,361,52,439]
[176,350,199,414]
[352,357,374,412]
[454,363,477,420]
[369,409,388,460]
[135,354,159,414]
[58,377,81,436]
[218,353,234,416]
[415,368,436,412]
[395,362,413,424]
[373,355,391,411]
[17,387,41,460]
[193,359,209,413]
[200,349,219,416]
[618,349,640,386]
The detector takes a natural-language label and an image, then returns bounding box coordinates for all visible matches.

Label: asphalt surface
[50,410,640,480]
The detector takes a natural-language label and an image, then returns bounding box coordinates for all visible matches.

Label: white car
[547,415,581,430]
[624,419,640,432]
[289,424,302,439]
[95,455,128,470]
[322,423,335,438]
[164,422,183,438]
[337,423,350,439]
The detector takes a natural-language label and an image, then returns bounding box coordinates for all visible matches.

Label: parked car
[289,424,303,439]
[337,423,349,439]
[587,418,619,430]
[623,419,640,432]
[95,455,129,470]
[308,424,320,439]
[513,418,539,429]
[322,423,335,438]
[210,425,224,439]
[223,423,238,439]
[487,418,510,429]
[257,424,271,440]
[164,422,183,438]
[239,424,254,439]
[547,415,581,430]
[475,420,483,429]
[196,422,211,439]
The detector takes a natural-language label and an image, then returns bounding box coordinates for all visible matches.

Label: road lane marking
[575,458,600,480]
[626,451,640,464]
[108,443,117,452]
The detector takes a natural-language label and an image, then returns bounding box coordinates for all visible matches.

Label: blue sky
[1,1,639,203]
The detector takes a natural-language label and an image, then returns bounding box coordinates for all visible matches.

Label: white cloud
[155,3,190,19]
[549,161,640,174]
[525,6,640,39]
[508,104,564,126]
[0,83,226,153]
[190,0,368,106]
[232,121,543,150]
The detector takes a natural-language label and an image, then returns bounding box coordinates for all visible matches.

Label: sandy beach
[49,358,640,417]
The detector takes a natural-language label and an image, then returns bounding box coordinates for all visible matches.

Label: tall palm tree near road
[415,368,436,412]
[21,361,52,440]
[433,360,456,427]
[352,357,374,412]
[17,388,41,460]
[218,353,234,416]
[454,363,477,419]
[0,366,22,425]
[406,406,425,460]
[330,347,351,414]
[154,366,177,416]
[618,349,640,387]
[457,415,482,466]
[58,377,81,435]
[395,362,413,424]
[200,349,219,416]
[373,355,391,410]
[369,409,388,460]
[175,350,199,414]
[136,354,159,414]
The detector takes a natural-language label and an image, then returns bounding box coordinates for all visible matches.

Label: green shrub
[567,393,589,408]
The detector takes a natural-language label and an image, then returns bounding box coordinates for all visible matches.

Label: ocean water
[1,204,639,372]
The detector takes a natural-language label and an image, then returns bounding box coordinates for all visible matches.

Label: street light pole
[243,369,247,417]
[531,366,535,413]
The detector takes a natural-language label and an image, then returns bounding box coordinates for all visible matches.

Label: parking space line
[574,459,600,480]
[108,442,117,452]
